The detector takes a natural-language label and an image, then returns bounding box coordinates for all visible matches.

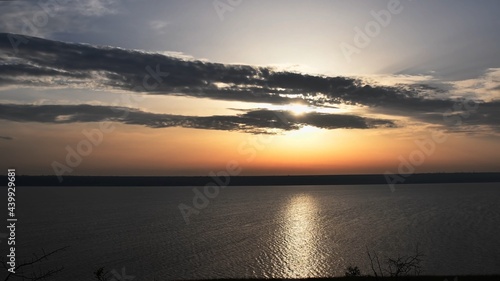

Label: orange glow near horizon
[2,120,500,176]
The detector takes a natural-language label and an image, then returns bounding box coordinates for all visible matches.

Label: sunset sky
[1,0,500,176]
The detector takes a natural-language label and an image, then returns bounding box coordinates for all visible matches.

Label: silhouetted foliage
[93,267,111,281]
[345,265,362,277]
[366,245,424,278]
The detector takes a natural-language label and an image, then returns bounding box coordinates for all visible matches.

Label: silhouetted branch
[2,246,67,281]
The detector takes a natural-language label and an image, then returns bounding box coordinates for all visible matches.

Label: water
[6,183,500,280]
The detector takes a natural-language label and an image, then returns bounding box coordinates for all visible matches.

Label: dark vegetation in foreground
[13,172,500,186]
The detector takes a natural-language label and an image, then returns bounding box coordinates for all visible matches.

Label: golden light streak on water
[280,193,320,278]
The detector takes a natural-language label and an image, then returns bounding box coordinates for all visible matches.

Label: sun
[266,103,337,116]
[283,103,310,115]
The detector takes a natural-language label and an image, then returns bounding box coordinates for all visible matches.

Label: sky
[1,0,500,177]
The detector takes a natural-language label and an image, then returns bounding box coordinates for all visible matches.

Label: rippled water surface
[12,183,500,280]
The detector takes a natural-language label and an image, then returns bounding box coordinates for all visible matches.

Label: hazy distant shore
[13,172,500,186]
[192,277,500,280]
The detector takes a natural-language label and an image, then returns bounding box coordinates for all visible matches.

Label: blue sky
[2,0,499,79]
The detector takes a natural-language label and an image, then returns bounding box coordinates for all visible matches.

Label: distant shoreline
[12,173,500,186]
[186,276,500,280]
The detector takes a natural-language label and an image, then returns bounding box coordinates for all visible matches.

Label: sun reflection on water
[280,193,320,278]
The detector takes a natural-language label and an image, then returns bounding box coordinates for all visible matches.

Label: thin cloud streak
[0,104,396,134]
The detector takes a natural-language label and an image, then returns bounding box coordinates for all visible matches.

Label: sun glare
[286,104,310,115]
[266,103,348,116]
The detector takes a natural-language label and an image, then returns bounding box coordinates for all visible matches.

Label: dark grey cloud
[2,33,499,133]
[0,136,13,141]
[453,101,500,126]
[394,99,500,133]
[0,33,455,111]
[0,104,395,134]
